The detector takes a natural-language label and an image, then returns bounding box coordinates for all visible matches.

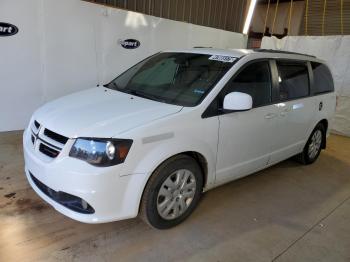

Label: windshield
[105,52,236,107]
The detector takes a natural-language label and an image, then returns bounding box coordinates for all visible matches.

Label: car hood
[34,87,183,138]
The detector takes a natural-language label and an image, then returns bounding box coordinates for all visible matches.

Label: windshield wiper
[128,90,166,103]
[104,82,121,90]
[111,82,120,90]
[106,84,175,105]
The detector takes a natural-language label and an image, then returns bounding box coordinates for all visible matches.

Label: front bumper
[23,129,147,223]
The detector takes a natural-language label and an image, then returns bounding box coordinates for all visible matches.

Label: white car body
[23,48,336,223]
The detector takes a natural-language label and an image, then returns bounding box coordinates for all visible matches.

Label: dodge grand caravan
[23,48,336,229]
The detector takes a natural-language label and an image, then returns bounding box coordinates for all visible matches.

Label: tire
[140,155,203,229]
[296,123,325,165]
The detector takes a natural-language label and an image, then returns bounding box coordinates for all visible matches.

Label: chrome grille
[34,120,40,129]
[30,120,69,159]
[44,128,69,145]
[39,143,60,158]
[31,120,41,134]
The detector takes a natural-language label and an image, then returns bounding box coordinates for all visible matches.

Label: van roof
[163,48,322,62]
[164,48,252,58]
[253,49,316,58]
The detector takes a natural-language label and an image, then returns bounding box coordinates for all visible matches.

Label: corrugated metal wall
[84,0,248,33]
[301,0,350,35]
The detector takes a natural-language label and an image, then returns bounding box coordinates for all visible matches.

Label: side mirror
[223,92,253,112]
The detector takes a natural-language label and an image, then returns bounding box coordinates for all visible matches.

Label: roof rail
[253,49,316,58]
[193,46,212,48]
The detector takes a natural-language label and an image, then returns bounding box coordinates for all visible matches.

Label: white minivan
[23,48,336,229]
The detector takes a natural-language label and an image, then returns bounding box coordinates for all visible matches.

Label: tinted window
[277,61,309,100]
[311,62,334,94]
[225,61,272,107]
[106,53,234,107]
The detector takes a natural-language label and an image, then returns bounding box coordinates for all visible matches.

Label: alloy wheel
[157,169,197,220]
[308,130,322,159]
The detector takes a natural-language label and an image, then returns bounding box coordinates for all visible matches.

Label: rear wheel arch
[318,119,328,149]
[296,121,326,165]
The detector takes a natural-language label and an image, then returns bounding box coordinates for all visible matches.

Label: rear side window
[226,61,272,107]
[311,62,334,94]
[276,61,309,100]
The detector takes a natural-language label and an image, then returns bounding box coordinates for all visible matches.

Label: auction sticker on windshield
[209,55,236,63]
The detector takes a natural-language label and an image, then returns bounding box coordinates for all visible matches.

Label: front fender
[128,135,217,187]
[117,108,219,216]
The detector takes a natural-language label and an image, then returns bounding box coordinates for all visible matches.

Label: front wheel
[140,155,203,229]
[296,123,325,165]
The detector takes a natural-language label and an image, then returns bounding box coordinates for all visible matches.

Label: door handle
[265,113,277,119]
[280,108,291,116]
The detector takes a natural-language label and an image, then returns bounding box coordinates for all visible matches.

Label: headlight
[69,138,133,167]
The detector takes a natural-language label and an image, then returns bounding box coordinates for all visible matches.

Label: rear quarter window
[311,62,334,94]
